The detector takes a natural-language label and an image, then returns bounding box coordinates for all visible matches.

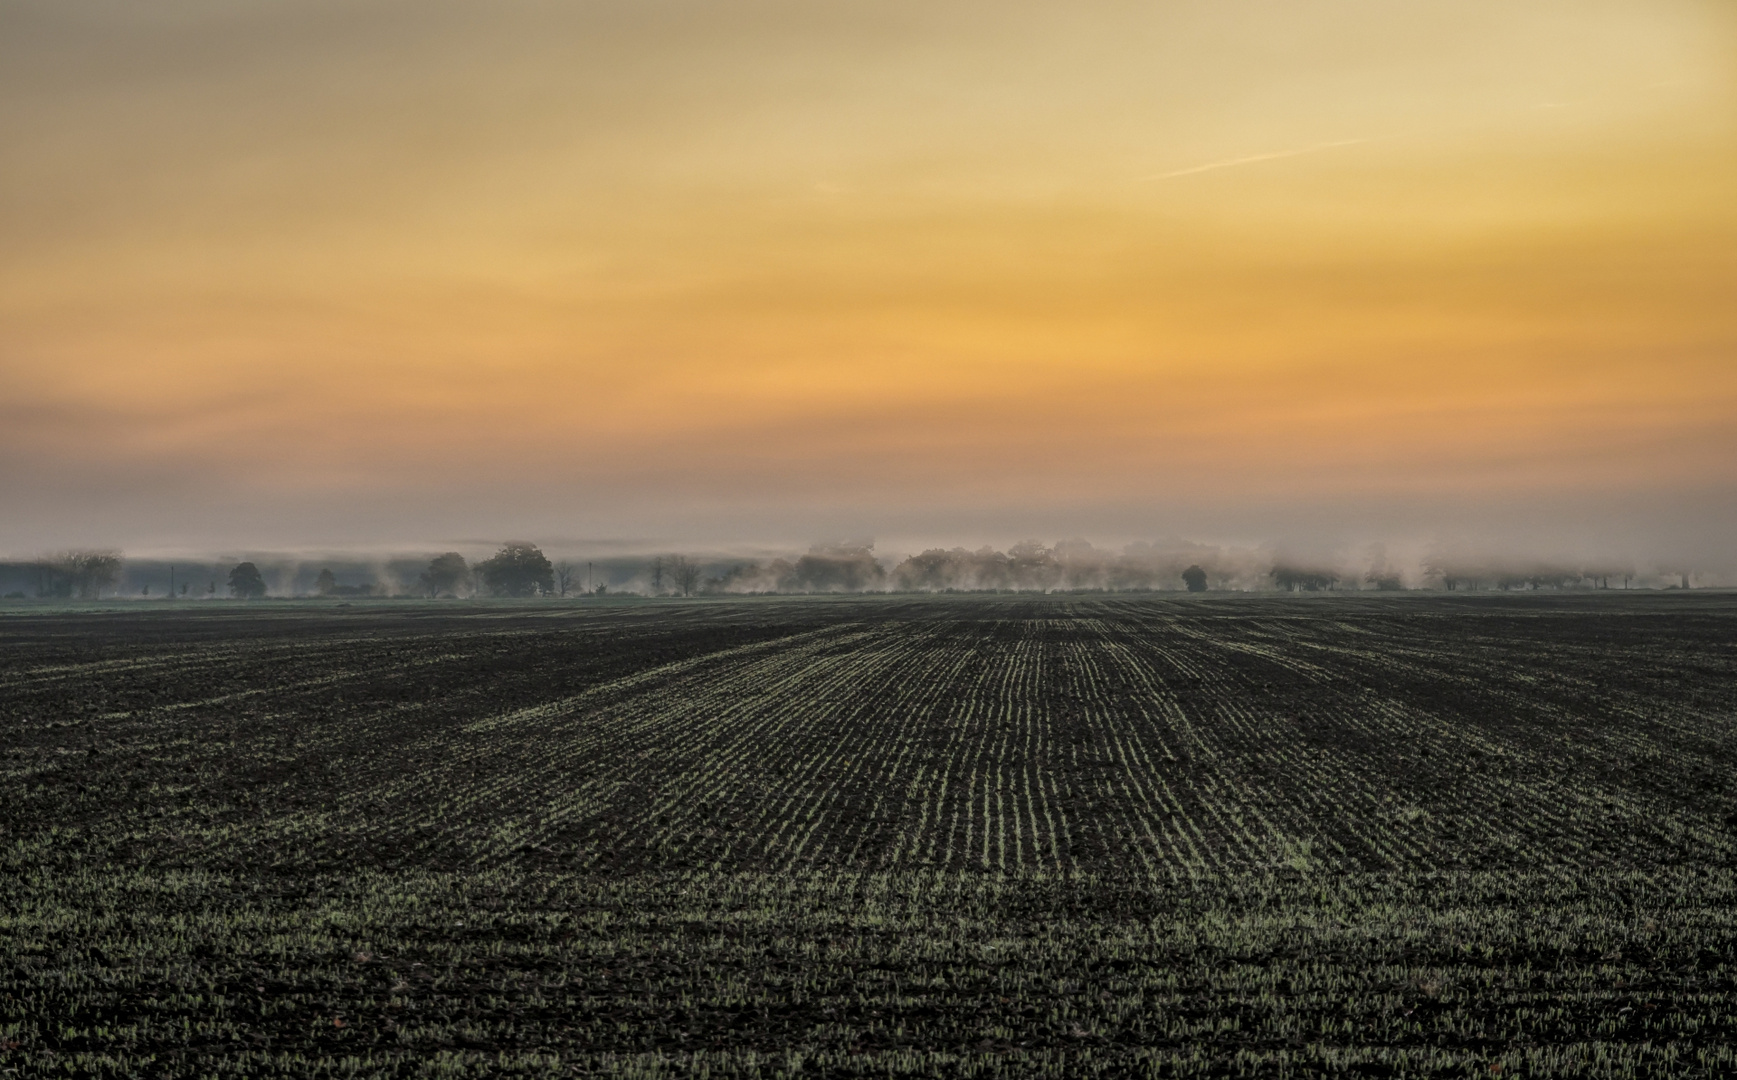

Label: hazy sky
[4,0,1734,560]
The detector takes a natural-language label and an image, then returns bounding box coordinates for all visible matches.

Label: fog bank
[4,532,1726,600]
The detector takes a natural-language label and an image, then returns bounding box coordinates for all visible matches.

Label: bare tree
[648,555,666,595]
[670,555,702,597]
[554,561,577,598]
[35,550,123,599]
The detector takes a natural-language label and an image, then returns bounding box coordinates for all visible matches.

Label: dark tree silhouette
[228,562,267,599]
[315,569,337,596]
[554,562,577,598]
[478,542,554,597]
[1005,540,1059,592]
[1182,565,1208,592]
[669,555,702,597]
[31,559,72,598]
[418,553,469,598]
[793,543,884,592]
[33,551,122,599]
[1272,566,1338,592]
[73,552,121,599]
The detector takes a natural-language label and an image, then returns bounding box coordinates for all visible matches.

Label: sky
[3,0,1734,565]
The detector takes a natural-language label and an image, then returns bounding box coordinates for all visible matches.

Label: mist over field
[4,529,1727,601]
[3,0,1734,571]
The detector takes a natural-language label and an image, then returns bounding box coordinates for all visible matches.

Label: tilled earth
[2,593,1735,1076]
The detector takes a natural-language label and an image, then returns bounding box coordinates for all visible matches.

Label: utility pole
[169,565,175,600]
[588,561,593,596]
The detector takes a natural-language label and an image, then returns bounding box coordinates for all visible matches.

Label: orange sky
[3,0,1734,557]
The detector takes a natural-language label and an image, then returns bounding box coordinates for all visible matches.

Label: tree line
[314,543,585,599]
[3,542,1706,600]
[17,551,122,599]
[4,544,581,600]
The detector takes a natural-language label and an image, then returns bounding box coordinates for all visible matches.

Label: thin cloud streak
[1143,138,1369,181]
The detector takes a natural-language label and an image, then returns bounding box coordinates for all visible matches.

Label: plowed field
[3,594,1736,1076]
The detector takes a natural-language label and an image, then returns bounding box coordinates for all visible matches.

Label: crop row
[4,865,1736,1076]
[4,596,1736,879]
[4,594,1736,1074]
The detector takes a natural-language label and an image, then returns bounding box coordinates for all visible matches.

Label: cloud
[1142,139,1369,181]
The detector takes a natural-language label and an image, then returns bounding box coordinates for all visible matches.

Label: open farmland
[3,594,1737,1077]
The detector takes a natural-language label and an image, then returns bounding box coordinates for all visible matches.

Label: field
[3,593,1737,1077]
